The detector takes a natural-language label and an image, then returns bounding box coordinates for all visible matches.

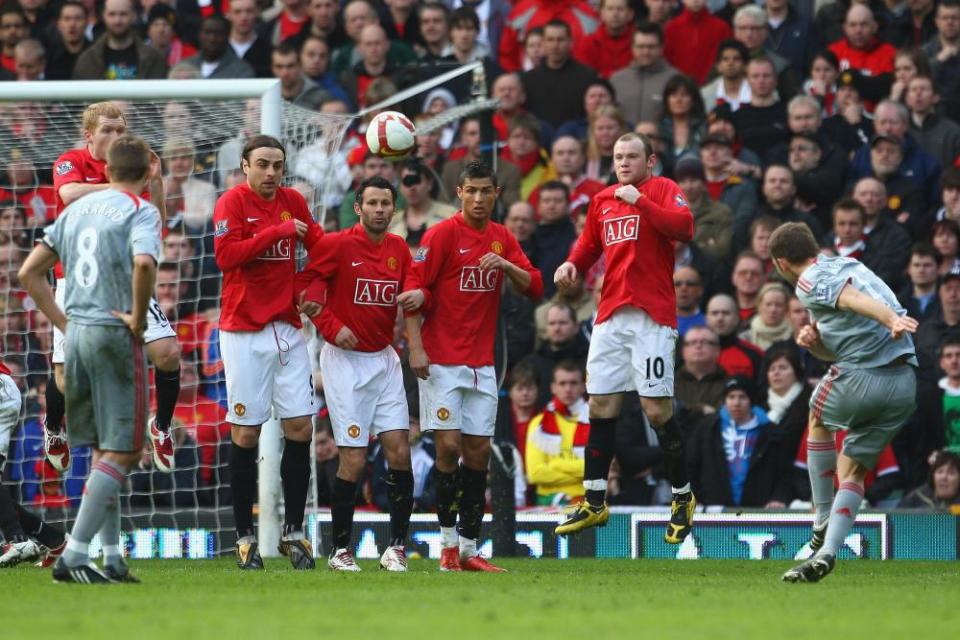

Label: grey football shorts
[809,363,916,469]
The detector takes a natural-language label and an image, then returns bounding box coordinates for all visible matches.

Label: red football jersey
[300,224,412,352]
[406,213,544,367]
[213,183,323,331]
[567,176,694,328]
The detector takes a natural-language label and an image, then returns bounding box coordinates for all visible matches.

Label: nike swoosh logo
[85,177,100,182]
[247,217,259,222]
[601,207,612,216]
[351,261,363,267]
[458,248,470,254]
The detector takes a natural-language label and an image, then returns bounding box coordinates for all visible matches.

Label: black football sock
[584,417,617,507]
[435,467,462,529]
[331,478,357,551]
[386,468,414,547]
[16,503,65,548]
[280,439,310,531]
[154,367,180,432]
[230,442,258,539]
[456,465,487,543]
[45,374,65,434]
[656,417,690,492]
[0,472,26,542]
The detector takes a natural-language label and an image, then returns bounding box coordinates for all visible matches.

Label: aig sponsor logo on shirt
[459,266,498,292]
[603,215,640,246]
[259,238,291,261]
[354,278,398,306]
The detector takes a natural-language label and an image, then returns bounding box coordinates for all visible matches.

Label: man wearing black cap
[788,132,845,224]
[860,133,926,229]
[687,375,790,507]
[820,68,876,153]
[675,155,733,261]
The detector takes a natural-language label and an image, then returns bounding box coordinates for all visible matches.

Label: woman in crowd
[803,50,840,117]
[740,282,793,350]
[899,451,960,510]
[659,74,707,167]
[761,346,811,495]
[932,219,960,276]
[584,105,627,184]
[890,47,931,103]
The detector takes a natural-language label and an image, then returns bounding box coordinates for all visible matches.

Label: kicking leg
[805,416,837,551]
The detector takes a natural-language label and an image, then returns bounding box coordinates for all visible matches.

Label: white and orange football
[365,111,416,158]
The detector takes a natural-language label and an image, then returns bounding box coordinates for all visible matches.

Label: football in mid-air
[366,111,416,158]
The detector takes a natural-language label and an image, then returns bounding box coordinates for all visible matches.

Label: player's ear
[353,201,362,217]
[646,153,657,169]
[456,185,463,201]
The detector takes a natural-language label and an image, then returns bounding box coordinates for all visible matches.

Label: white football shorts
[586,307,678,397]
[52,278,176,364]
[319,342,409,447]
[419,364,497,437]
[220,322,316,426]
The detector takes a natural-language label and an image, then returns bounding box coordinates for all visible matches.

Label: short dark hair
[106,135,151,183]
[927,450,960,490]
[942,166,960,191]
[832,197,866,225]
[768,222,820,264]
[273,41,300,60]
[354,175,396,205]
[457,160,498,188]
[508,112,542,143]
[202,13,229,31]
[716,38,749,63]
[450,6,480,31]
[241,135,286,164]
[748,55,777,73]
[548,301,577,324]
[912,242,943,266]
[809,50,839,74]
[552,359,584,380]
[762,345,804,384]
[419,1,450,24]
[544,19,571,37]
[940,0,960,12]
[750,215,781,238]
[939,333,960,355]
[300,34,329,55]
[58,1,88,19]
[523,26,544,44]
[158,261,180,274]
[635,21,663,43]
[0,6,26,24]
[538,180,570,201]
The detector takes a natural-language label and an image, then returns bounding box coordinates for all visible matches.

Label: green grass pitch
[4,558,957,638]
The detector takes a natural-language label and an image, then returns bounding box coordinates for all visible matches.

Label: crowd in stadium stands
[2,0,960,515]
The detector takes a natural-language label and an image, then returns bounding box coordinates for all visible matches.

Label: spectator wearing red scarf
[525,362,590,506]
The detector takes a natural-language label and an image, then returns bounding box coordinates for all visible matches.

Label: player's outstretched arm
[837,284,919,339]
[18,244,65,332]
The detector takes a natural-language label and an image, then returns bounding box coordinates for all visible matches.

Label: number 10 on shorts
[645,357,665,380]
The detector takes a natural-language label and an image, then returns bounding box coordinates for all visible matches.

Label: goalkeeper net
[0,89,352,558]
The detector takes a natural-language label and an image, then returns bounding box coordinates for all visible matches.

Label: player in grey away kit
[767,220,918,583]
[19,135,161,584]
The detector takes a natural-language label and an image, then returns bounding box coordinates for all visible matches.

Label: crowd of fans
[2,0,960,516]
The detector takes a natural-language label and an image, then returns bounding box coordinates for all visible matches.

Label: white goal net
[0,81,353,557]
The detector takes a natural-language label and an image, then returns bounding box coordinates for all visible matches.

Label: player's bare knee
[148,337,180,372]
[281,417,313,442]
[434,433,461,471]
[231,425,260,448]
[337,447,366,482]
[382,433,411,471]
[461,435,491,469]
[589,393,622,419]
[641,397,673,428]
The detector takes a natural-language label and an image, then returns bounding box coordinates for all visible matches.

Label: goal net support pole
[0,79,290,555]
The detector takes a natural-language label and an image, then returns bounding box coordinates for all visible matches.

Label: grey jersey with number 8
[43,189,161,326]
[795,254,918,369]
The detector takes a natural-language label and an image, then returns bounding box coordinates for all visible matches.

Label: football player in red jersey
[298,176,414,572]
[44,101,181,476]
[554,132,698,543]
[213,135,323,571]
[402,161,544,572]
